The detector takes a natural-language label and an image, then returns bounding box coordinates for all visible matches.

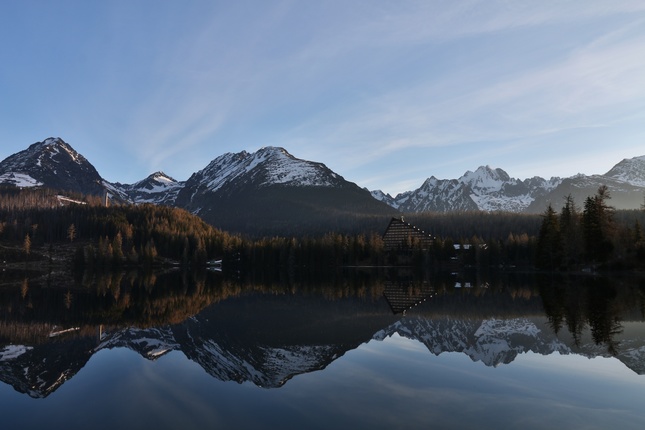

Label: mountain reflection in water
[1,269,644,401]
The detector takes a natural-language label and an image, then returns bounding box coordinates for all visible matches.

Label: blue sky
[2,1,645,196]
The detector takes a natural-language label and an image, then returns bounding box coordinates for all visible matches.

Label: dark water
[1,269,645,429]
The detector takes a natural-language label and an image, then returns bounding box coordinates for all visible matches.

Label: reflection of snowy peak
[79,323,346,388]
[375,316,645,373]
[97,326,179,360]
[3,313,645,399]
[375,317,571,367]
[181,336,340,388]
[0,334,96,398]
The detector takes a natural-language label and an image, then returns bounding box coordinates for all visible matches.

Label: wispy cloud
[6,1,643,190]
[279,7,645,185]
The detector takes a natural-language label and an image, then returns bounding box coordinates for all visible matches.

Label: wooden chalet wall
[382,217,435,251]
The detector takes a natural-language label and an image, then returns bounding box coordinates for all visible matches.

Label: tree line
[0,186,242,269]
[2,185,644,272]
[536,186,645,270]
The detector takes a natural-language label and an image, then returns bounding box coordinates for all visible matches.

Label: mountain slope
[174,146,396,235]
[375,166,562,213]
[604,155,645,187]
[174,147,352,205]
[372,156,645,213]
[525,156,645,213]
[110,171,183,206]
[2,137,643,225]
[0,137,106,195]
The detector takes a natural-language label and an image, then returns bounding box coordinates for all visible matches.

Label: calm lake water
[1,269,644,429]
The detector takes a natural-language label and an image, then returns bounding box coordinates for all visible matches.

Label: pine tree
[536,204,563,270]
[560,194,582,268]
[582,186,615,264]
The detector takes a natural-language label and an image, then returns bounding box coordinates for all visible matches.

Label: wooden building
[382,217,435,252]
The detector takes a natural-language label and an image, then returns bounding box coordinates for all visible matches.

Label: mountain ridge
[371,155,645,213]
[1,138,644,229]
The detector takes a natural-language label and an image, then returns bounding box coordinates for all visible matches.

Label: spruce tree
[536,204,563,270]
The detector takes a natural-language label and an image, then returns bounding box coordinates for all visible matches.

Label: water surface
[1,270,644,429]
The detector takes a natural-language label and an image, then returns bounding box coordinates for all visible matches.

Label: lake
[1,269,644,429]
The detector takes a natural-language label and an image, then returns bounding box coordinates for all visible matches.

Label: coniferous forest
[1,185,644,274]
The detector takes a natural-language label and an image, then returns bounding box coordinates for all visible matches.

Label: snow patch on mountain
[604,155,645,187]
[0,172,43,187]
[195,147,340,194]
[374,165,564,213]
[370,189,397,208]
[256,147,340,186]
[0,137,106,196]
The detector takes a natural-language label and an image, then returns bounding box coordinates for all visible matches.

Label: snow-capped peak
[31,137,85,166]
[372,164,564,213]
[146,171,178,184]
[0,137,106,195]
[603,155,645,187]
[190,147,343,194]
[109,171,184,205]
[460,165,510,192]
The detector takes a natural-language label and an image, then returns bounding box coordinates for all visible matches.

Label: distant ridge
[371,156,645,213]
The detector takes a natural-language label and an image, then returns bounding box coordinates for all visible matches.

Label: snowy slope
[0,137,106,195]
[180,146,344,198]
[376,166,562,213]
[603,155,645,187]
[2,137,644,215]
[111,171,184,205]
[372,155,645,214]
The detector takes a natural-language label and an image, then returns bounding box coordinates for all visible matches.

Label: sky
[1,0,645,196]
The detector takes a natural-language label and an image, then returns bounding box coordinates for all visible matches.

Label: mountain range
[1,137,644,234]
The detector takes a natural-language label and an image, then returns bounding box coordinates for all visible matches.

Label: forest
[0,186,242,270]
[1,185,644,274]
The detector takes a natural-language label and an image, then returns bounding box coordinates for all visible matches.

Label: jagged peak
[419,176,444,189]
[459,165,511,188]
[620,155,645,163]
[256,146,289,155]
[45,137,65,144]
[32,136,66,147]
[148,171,177,183]
[370,189,393,200]
[25,137,86,164]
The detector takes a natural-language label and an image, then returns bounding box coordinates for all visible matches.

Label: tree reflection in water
[1,268,645,399]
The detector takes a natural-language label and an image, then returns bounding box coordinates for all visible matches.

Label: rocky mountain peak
[460,165,511,191]
[604,155,645,187]
[0,137,105,195]
[144,171,178,185]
